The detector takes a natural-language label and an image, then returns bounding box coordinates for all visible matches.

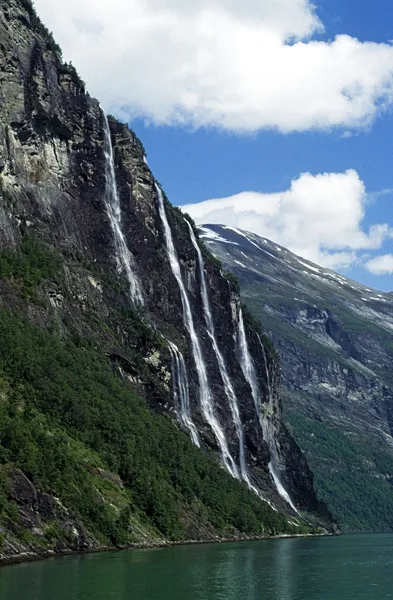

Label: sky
[34,0,393,290]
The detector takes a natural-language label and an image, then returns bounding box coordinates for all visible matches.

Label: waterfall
[238,310,261,414]
[102,112,144,306]
[257,334,299,514]
[238,310,298,513]
[268,461,298,512]
[168,341,200,447]
[155,183,238,478]
[258,333,276,415]
[186,221,253,485]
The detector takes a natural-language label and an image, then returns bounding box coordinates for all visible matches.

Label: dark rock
[10,470,38,510]
[202,223,393,531]
[0,0,332,561]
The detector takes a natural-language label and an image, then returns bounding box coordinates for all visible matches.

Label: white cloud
[181,170,393,269]
[365,255,393,275]
[33,0,393,132]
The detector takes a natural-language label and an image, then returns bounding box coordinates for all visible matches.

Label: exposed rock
[201,224,393,531]
[0,0,332,560]
[10,470,38,509]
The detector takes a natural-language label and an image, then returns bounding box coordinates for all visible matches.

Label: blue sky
[35,0,393,289]
[132,96,393,291]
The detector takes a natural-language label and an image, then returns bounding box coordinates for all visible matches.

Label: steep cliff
[0,0,331,560]
[200,224,393,532]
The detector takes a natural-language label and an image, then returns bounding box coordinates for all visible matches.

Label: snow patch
[240,251,254,262]
[223,226,263,251]
[199,226,239,245]
[297,260,320,273]
[234,259,248,268]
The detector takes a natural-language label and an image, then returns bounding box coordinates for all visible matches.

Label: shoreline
[0,531,337,568]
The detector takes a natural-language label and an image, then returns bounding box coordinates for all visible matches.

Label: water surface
[1,534,393,600]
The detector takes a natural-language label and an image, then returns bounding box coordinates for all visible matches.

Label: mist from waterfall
[168,341,200,447]
[238,310,298,513]
[102,112,144,306]
[155,183,238,478]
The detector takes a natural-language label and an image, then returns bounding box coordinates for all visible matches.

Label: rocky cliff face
[0,0,331,559]
[201,224,393,531]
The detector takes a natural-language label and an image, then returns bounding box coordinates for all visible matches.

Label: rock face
[200,224,393,531]
[0,0,331,559]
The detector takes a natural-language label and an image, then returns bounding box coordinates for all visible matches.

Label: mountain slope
[0,0,331,560]
[200,224,393,532]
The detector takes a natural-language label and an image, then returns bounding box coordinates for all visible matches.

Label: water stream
[257,334,299,514]
[237,309,297,512]
[155,184,238,478]
[168,341,200,447]
[102,112,144,305]
[187,221,255,488]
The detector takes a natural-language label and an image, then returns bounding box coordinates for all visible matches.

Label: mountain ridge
[0,0,332,561]
[200,223,393,531]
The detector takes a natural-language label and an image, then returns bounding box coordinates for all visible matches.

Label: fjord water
[2,535,393,600]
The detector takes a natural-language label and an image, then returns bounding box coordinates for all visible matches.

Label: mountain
[0,0,332,561]
[200,224,393,532]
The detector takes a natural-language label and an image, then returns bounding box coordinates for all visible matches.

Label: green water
[1,535,393,599]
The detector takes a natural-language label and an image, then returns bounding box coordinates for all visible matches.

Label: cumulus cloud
[365,255,393,275]
[181,170,393,269]
[33,0,393,132]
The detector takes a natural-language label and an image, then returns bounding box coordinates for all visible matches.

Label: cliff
[0,0,331,560]
[200,224,393,532]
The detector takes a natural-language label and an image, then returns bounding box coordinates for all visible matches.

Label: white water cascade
[257,334,299,514]
[168,341,200,447]
[237,310,298,513]
[102,112,144,306]
[186,221,255,487]
[155,184,238,478]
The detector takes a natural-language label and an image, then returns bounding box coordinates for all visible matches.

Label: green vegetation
[0,235,306,546]
[240,281,393,532]
[108,114,147,159]
[286,408,393,532]
[199,239,223,271]
[0,0,325,553]
[15,1,85,92]
[243,278,393,368]
[223,270,241,292]
[241,303,279,362]
[0,235,61,302]
[242,285,371,373]
[20,0,63,58]
[0,308,302,545]
[58,61,85,87]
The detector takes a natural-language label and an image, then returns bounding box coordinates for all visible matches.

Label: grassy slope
[242,283,393,532]
[286,408,393,532]
[0,238,311,554]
